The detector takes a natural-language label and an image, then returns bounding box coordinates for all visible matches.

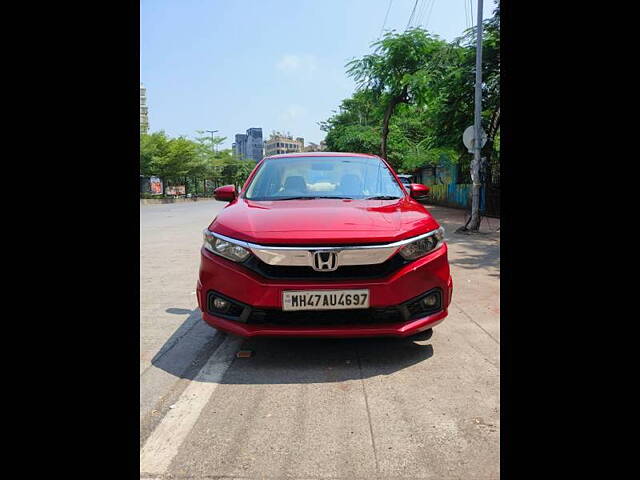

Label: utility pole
[468,0,484,231]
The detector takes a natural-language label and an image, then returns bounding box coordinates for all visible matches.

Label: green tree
[429,6,500,175]
[320,91,383,157]
[193,131,227,193]
[140,130,247,196]
[194,130,226,159]
[346,28,449,161]
[322,6,500,185]
[232,160,255,189]
[320,87,456,172]
[219,156,255,190]
[148,136,197,193]
[140,131,170,177]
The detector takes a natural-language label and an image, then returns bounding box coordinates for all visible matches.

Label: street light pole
[204,130,220,195]
[205,129,219,153]
[468,0,484,231]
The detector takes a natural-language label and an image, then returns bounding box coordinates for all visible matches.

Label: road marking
[140,334,243,475]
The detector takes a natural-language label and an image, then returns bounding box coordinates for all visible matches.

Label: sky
[140,0,497,150]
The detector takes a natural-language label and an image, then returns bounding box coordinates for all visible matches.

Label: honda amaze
[196,152,452,338]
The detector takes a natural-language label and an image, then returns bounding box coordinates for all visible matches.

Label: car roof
[263,152,381,160]
[397,174,413,178]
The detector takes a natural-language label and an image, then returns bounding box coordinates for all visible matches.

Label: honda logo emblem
[312,251,338,272]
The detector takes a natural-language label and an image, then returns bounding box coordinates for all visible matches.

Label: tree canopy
[140,130,256,195]
[321,6,500,177]
[346,28,449,160]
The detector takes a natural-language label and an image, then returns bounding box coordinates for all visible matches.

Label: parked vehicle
[197,152,452,338]
[397,174,414,187]
[398,174,430,200]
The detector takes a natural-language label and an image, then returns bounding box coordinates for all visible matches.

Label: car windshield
[400,177,411,184]
[244,156,405,201]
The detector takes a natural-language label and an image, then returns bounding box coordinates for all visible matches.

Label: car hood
[209,197,439,245]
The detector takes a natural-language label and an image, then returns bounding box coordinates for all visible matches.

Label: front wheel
[409,328,433,341]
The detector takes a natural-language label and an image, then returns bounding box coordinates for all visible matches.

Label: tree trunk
[380,86,408,160]
[380,102,394,160]
[482,108,501,183]
[488,107,500,141]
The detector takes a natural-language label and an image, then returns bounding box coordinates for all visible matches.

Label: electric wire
[464,0,469,28]
[415,0,429,26]
[416,0,430,26]
[379,0,393,38]
[470,0,474,28]
[406,0,419,30]
[423,0,436,29]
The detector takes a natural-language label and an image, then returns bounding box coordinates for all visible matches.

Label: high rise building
[232,128,263,162]
[264,132,305,156]
[140,83,149,135]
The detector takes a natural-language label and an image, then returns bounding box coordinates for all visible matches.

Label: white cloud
[276,54,318,77]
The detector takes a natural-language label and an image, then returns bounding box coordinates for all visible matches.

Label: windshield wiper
[365,195,401,200]
[271,196,353,201]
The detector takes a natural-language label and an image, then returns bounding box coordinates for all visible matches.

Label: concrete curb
[140,197,218,205]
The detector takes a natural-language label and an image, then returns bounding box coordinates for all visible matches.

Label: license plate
[282,289,370,311]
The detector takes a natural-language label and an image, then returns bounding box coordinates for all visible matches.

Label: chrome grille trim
[205,230,443,267]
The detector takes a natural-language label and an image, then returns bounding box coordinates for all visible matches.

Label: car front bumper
[197,244,452,338]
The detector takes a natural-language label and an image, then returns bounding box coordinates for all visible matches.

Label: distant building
[264,132,304,156]
[232,134,247,158]
[303,141,326,152]
[232,128,263,162]
[303,142,318,152]
[140,83,149,135]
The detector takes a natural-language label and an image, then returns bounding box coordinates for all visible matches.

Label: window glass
[244,156,404,200]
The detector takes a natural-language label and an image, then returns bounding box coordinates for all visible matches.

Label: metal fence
[427,183,499,218]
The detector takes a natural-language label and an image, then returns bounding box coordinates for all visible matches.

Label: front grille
[241,254,408,281]
[247,307,405,326]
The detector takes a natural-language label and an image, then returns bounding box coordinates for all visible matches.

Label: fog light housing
[422,294,438,307]
[212,297,230,312]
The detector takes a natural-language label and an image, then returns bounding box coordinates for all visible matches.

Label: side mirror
[214,185,237,202]
[409,183,430,199]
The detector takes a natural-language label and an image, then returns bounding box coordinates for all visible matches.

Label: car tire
[410,328,433,341]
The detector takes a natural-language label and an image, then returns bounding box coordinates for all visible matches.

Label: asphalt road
[140,199,500,479]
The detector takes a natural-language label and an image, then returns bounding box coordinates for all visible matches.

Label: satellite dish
[463,125,487,153]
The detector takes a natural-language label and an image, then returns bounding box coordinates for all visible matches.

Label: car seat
[338,174,362,196]
[282,175,308,195]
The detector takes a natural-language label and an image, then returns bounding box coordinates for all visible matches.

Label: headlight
[398,227,445,261]
[203,230,251,262]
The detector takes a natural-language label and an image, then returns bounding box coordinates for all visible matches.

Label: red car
[397,174,430,199]
[196,152,452,338]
